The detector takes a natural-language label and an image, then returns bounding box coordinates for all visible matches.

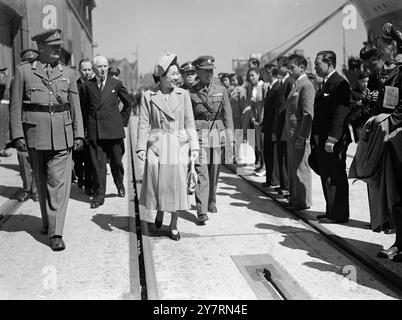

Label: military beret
[31,29,64,45]
[20,48,39,60]
[154,52,177,77]
[180,61,196,73]
[192,55,216,69]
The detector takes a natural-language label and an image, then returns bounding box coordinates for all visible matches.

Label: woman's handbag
[187,158,197,195]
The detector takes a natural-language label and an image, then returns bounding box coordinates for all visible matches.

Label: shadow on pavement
[219,176,298,220]
[91,213,132,232]
[0,163,20,172]
[0,214,49,247]
[0,185,21,201]
[255,222,400,299]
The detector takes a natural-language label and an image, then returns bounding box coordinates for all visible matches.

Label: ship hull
[351,0,402,42]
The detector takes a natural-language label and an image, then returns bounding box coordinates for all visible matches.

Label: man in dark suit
[272,56,295,195]
[82,55,132,209]
[312,51,351,224]
[261,63,280,188]
[73,59,94,195]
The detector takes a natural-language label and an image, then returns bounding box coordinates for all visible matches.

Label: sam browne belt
[23,103,71,113]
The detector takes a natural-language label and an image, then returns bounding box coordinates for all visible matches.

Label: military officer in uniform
[188,55,234,223]
[180,61,198,90]
[10,29,84,251]
[16,48,40,202]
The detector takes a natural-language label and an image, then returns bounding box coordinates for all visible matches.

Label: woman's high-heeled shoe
[170,230,180,241]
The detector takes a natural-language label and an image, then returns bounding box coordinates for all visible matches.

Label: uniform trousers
[316,147,350,220]
[17,151,37,194]
[287,140,312,208]
[89,138,124,201]
[195,147,221,214]
[263,135,279,185]
[29,148,72,238]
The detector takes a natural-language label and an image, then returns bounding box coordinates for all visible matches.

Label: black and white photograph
[1,0,402,305]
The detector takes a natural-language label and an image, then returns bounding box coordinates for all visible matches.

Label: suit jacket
[10,60,84,150]
[312,71,351,150]
[262,80,281,134]
[283,75,315,142]
[82,76,132,141]
[273,75,295,137]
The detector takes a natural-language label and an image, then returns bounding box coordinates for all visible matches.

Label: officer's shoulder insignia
[59,77,71,84]
[212,93,223,97]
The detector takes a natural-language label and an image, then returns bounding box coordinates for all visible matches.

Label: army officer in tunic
[136,53,199,241]
[10,29,84,251]
[188,56,234,224]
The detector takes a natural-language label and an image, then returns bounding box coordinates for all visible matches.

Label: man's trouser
[29,148,72,238]
[287,140,312,208]
[316,147,349,220]
[195,147,221,215]
[17,151,37,194]
[89,139,124,201]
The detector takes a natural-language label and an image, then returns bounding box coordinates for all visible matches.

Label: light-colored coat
[137,87,199,212]
[283,75,314,142]
[284,75,315,208]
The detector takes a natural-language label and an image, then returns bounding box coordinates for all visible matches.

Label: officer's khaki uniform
[189,81,234,214]
[10,60,84,237]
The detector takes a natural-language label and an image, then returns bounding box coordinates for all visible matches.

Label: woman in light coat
[136,53,199,240]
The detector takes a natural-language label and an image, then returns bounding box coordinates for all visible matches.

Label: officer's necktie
[45,64,52,78]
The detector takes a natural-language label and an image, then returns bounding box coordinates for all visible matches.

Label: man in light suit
[81,55,132,209]
[10,29,84,251]
[312,51,351,224]
[283,54,315,211]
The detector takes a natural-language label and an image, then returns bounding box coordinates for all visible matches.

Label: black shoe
[198,214,209,225]
[170,230,181,241]
[90,199,104,209]
[155,217,163,229]
[78,180,84,189]
[49,236,65,251]
[316,215,328,220]
[118,186,125,198]
[18,191,30,202]
[383,228,396,235]
[393,252,402,262]
[208,207,217,213]
[40,226,48,235]
[287,205,310,211]
[31,192,39,202]
[377,245,400,259]
[85,188,95,196]
[319,217,349,224]
[276,188,289,195]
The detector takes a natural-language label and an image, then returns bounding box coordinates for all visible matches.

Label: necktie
[45,64,52,78]
[99,79,104,91]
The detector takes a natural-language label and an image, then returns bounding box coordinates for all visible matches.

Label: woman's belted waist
[23,103,71,113]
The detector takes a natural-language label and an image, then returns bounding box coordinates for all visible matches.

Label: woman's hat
[154,52,177,77]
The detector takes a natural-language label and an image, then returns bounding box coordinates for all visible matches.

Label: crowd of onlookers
[175,22,402,262]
